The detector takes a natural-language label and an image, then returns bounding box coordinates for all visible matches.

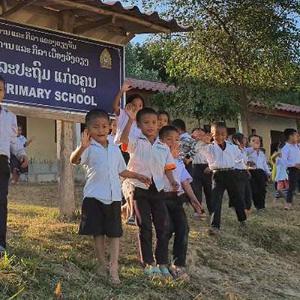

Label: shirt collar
[90,138,109,148]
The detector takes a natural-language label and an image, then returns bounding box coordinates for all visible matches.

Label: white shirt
[127,133,176,191]
[246,147,271,175]
[206,141,241,170]
[164,159,192,195]
[280,143,300,168]
[275,157,288,181]
[114,108,141,144]
[80,139,127,204]
[193,141,209,164]
[0,106,25,159]
[235,148,248,170]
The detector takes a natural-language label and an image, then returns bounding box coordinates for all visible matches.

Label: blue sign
[0,19,124,113]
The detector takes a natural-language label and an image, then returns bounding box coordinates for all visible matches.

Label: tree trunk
[238,87,251,136]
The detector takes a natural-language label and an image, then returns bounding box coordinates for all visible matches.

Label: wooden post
[57,11,76,217]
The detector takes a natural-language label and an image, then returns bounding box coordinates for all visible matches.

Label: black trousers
[211,170,246,229]
[287,167,300,203]
[0,155,10,248]
[134,185,169,265]
[165,194,189,267]
[249,169,267,210]
[234,170,252,210]
[192,164,213,214]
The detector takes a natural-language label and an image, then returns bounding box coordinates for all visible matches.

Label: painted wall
[248,113,297,157]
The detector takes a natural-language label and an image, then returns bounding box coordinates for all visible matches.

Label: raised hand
[81,129,91,149]
[125,103,137,120]
[121,81,134,93]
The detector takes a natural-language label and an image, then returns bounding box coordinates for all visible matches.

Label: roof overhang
[0,0,191,45]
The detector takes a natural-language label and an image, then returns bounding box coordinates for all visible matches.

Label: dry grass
[1,183,300,300]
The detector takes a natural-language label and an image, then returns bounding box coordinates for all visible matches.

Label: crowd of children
[1,77,300,285]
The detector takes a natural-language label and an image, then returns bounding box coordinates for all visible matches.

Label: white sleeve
[114,108,127,144]
[79,147,89,165]
[180,165,192,183]
[281,146,293,168]
[263,154,271,175]
[117,148,127,174]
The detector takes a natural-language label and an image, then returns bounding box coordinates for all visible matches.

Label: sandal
[144,265,162,278]
[159,266,172,279]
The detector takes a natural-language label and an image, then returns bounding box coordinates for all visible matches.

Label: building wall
[248,113,297,157]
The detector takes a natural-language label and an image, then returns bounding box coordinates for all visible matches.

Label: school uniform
[192,141,213,213]
[234,148,252,210]
[281,143,300,204]
[78,139,126,238]
[10,135,28,174]
[127,133,176,266]
[206,141,246,229]
[163,159,191,267]
[0,106,25,249]
[246,148,271,210]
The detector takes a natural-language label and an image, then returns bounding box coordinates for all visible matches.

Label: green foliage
[125,0,300,122]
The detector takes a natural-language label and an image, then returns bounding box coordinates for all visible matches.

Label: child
[120,107,178,278]
[271,143,289,203]
[247,135,271,211]
[70,109,150,284]
[0,76,28,255]
[281,128,300,210]
[108,118,117,145]
[206,122,247,233]
[192,128,213,215]
[10,125,33,183]
[232,133,252,214]
[159,125,202,280]
[172,119,196,175]
[158,111,170,130]
[112,81,144,144]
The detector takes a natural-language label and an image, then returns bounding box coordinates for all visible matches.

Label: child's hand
[191,199,202,216]
[121,81,133,93]
[171,143,180,158]
[81,129,91,149]
[136,174,152,187]
[20,156,28,168]
[204,167,212,174]
[170,180,180,192]
[125,103,137,120]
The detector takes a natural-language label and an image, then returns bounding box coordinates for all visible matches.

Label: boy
[160,125,202,280]
[0,76,28,255]
[10,125,33,183]
[247,135,271,211]
[172,119,196,175]
[281,129,300,210]
[70,109,150,284]
[192,128,213,214]
[120,107,178,278]
[206,122,247,233]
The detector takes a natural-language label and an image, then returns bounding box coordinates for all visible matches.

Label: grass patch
[0,183,300,299]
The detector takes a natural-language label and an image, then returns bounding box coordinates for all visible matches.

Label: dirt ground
[1,182,300,300]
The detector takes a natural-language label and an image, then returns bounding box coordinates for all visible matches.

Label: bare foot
[109,264,121,285]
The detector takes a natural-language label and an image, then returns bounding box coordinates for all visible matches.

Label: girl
[158,111,170,130]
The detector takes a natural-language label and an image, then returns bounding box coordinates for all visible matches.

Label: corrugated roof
[127,77,177,93]
[90,1,191,32]
[251,102,300,114]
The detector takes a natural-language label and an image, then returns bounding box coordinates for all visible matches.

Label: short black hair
[158,111,170,121]
[85,109,109,127]
[136,107,157,123]
[0,75,5,84]
[172,119,186,131]
[284,128,297,141]
[249,134,261,141]
[159,125,178,140]
[232,132,244,145]
[210,122,227,130]
[126,94,145,107]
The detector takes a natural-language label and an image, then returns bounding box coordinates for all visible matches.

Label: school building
[16,77,299,182]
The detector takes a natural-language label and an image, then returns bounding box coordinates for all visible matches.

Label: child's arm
[165,169,179,191]
[112,81,133,116]
[181,180,202,215]
[120,170,151,187]
[70,129,90,165]
[119,105,136,145]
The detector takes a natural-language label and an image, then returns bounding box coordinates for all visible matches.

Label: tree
[132,0,300,134]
